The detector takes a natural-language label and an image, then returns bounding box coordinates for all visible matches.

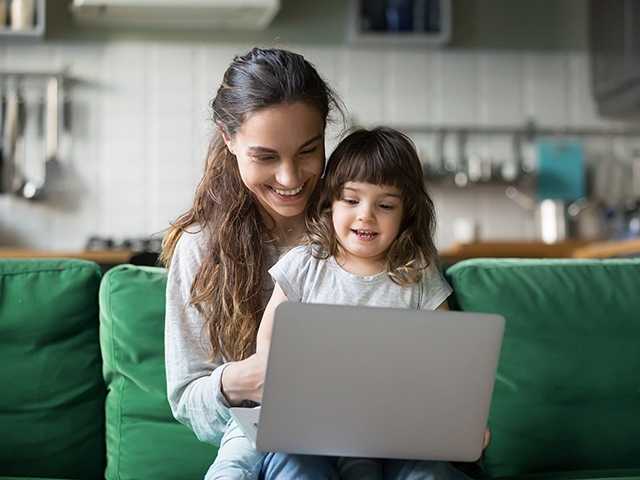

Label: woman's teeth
[270,184,304,196]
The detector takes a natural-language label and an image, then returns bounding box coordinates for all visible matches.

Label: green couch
[0,258,639,480]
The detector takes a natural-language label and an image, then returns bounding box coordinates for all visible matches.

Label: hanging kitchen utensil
[45,76,59,163]
[0,86,5,192]
[6,81,27,195]
[433,129,446,177]
[14,76,60,200]
[19,82,45,200]
[1,80,19,194]
[631,149,640,201]
[453,131,468,187]
[501,132,521,182]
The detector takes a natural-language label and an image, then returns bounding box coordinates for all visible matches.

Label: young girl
[255,127,475,480]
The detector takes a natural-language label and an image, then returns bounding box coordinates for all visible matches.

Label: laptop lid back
[257,302,504,462]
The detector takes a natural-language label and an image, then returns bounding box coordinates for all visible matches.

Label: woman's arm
[220,284,289,406]
[256,283,289,354]
[165,230,232,445]
[220,283,288,405]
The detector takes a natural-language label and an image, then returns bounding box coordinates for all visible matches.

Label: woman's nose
[275,159,300,187]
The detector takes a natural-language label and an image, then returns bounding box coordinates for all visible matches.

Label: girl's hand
[221,350,269,405]
[482,428,491,450]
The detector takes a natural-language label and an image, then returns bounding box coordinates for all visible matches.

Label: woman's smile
[227,102,325,223]
[265,182,307,203]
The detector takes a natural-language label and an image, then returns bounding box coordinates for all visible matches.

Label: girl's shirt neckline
[326,255,388,283]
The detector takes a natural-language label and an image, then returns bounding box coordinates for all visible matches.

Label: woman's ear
[217,124,236,155]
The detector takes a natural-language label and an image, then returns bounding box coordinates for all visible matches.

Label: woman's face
[224,102,325,226]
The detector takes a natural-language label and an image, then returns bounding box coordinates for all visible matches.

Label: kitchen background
[1,0,639,257]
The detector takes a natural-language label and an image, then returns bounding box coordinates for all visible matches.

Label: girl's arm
[436,299,449,310]
[256,282,289,354]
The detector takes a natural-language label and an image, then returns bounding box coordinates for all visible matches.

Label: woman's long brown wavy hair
[160,48,342,361]
[306,127,438,286]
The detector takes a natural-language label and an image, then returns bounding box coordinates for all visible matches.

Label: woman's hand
[221,350,269,405]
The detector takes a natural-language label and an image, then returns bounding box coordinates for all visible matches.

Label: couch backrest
[100,265,214,480]
[0,259,105,479]
[446,258,640,479]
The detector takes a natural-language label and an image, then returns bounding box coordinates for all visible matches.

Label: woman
[162,47,475,479]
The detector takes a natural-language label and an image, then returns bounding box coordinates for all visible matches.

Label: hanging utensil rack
[387,119,640,186]
[0,69,71,199]
[393,119,640,138]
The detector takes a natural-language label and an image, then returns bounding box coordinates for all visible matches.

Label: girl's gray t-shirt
[269,245,452,310]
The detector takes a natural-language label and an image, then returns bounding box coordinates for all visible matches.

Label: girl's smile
[350,229,379,241]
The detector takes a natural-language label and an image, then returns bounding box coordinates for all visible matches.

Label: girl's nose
[357,204,374,222]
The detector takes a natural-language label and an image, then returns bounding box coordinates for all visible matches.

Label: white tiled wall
[0,41,631,249]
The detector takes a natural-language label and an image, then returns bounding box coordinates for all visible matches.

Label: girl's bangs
[329,146,407,196]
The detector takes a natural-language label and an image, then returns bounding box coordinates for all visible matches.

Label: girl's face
[332,181,404,268]
[223,102,325,227]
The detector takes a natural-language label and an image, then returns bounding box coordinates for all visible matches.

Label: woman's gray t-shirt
[164,228,284,445]
[269,245,452,310]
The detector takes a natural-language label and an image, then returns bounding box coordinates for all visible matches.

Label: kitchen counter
[1,239,638,268]
[571,238,640,258]
[0,249,134,265]
[439,241,589,264]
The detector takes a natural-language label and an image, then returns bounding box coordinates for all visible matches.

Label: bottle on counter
[0,1,7,28]
[10,0,35,31]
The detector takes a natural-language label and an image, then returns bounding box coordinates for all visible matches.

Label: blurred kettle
[505,187,591,244]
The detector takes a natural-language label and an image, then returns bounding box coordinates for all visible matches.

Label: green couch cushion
[0,259,105,479]
[100,265,215,480]
[446,259,640,479]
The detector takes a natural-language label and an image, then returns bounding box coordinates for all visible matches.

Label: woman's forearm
[220,355,266,405]
[220,361,247,404]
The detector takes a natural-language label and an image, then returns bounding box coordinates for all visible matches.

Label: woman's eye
[300,147,317,155]
[254,155,276,162]
[379,204,395,210]
[342,198,358,205]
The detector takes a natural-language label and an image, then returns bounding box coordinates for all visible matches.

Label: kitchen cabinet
[348,0,451,46]
[590,0,640,117]
[0,0,46,39]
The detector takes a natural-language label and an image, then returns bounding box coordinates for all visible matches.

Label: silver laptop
[231,302,504,462]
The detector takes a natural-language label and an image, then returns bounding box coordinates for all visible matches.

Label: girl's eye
[342,198,358,205]
[379,204,395,210]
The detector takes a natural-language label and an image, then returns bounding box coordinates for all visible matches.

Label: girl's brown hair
[160,48,342,361]
[306,127,437,285]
